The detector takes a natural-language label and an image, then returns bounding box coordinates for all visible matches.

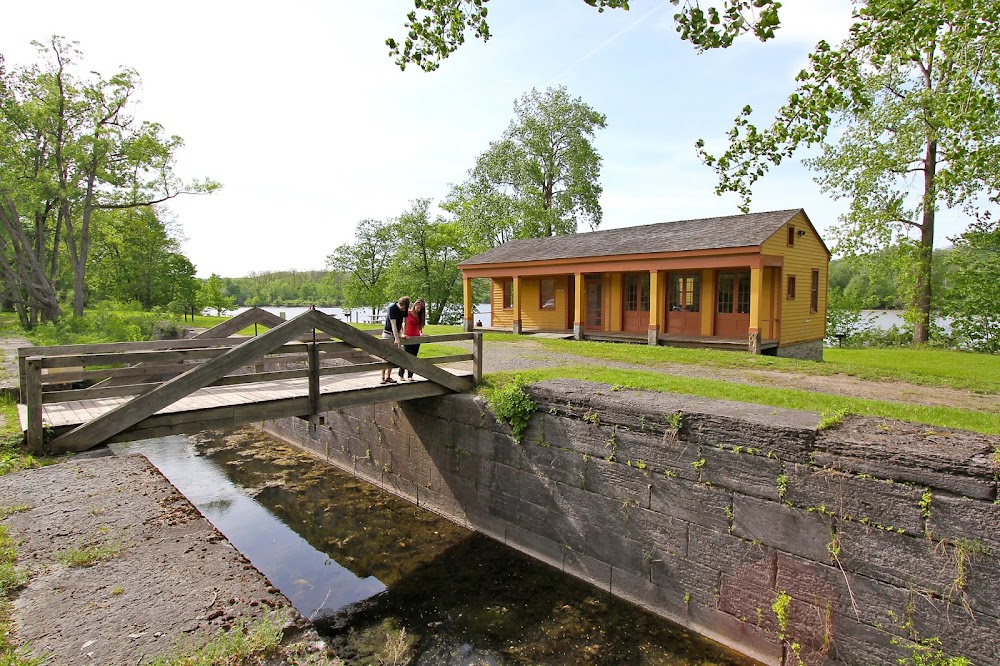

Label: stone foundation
[262,379,999,665]
[775,339,823,361]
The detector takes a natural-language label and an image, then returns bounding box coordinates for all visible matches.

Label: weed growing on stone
[891,634,971,666]
[667,412,682,436]
[54,541,122,568]
[818,409,849,430]
[486,374,536,444]
[147,610,319,666]
[776,474,789,500]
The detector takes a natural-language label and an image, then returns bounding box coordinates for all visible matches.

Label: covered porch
[462,257,783,354]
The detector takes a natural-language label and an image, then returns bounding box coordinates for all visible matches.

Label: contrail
[544,0,671,86]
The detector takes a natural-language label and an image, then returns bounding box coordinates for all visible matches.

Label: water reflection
[111,434,386,618]
[113,428,755,666]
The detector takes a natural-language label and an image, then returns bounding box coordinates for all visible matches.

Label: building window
[502,279,513,309]
[787,275,796,300]
[736,271,751,314]
[787,225,796,246]
[624,273,651,312]
[540,278,556,309]
[810,270,820,314]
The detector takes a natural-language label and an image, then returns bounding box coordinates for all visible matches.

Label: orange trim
[459,246,760,273]
[461,252,763,278]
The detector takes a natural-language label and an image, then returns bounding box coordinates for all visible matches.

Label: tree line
[0,38,218,328]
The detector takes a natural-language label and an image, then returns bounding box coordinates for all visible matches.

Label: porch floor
[480,328,777,352]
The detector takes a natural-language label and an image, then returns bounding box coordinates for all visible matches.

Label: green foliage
[54,541,122,568]
[387,0,779,72]
[328,218,395,317]
[385,199,467,324]
[941,219,1000,353]
[699,0,1000,344]
[147,611,287,666]
[87,207,196,311]
[225,270,345,308]
[444,86,607,249]
[485,374,537,443]
[818,409,849,431]
[199,274,236,317]
[21,301,180,346]
[771,591,791,639]
[893,635,971,666]
[0,37,217,324]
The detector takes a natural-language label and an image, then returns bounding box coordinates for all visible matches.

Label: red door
[622,273,650,333]
[585,277,603,330]
[715,270,751,338]
[667,272,702,335]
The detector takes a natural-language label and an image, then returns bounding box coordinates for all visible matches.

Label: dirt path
[0,454,329,665]
[478,340,1000,414]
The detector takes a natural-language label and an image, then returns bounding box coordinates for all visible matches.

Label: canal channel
[112,427,756,666]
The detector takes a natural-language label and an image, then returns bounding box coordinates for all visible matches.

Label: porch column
[748,266,764,354]
[700,270,714,336]
[647,269,660,346]
[512,275,522,335]
[462,276,474,332]
[573,272,585,340]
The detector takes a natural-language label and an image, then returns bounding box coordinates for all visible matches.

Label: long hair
[413,299,426,327]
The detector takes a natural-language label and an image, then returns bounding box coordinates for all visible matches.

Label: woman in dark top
[399,299,426,381]
[381,296,409,384]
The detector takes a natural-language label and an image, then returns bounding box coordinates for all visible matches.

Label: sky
[0,0,975,277]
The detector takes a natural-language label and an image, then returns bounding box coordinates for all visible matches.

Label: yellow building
[458,209,830,361]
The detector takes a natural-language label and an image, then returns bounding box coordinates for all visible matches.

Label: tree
[0,37,218,323]
[87,207,192,309]
[327,219,395,317]
[387,199,467,324]
[387,1,783,72]
[199,273,235,316]
[445,86,606,249]
[697,0,1000,345]
[942,219,1000,353]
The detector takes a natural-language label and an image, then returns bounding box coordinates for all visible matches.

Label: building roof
[459,209,810,266]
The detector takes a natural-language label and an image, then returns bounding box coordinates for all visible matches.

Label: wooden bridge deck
[17,308,482,453]
[18,367,472,444]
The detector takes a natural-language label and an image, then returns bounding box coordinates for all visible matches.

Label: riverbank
[0,453,332,664]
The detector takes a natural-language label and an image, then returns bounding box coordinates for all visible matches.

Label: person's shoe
[380,378,388,385]
[385,377,397,383]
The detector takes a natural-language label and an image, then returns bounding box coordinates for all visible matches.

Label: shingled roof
[459,209,807,266]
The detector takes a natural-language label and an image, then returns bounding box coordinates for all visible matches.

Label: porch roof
[459,209,805,267]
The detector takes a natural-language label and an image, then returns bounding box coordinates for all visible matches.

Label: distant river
[227,305,494,327]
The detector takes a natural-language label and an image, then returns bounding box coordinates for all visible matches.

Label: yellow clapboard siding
[761,212,829,345]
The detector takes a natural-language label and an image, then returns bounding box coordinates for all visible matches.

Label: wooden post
[648,269,661,346]
[25,357,44,455]
[749,266,764,354]
[700,270,714,336]
[512,275,522,335]
[18,349,28,402]
[308,340,320,415]
[472,332,483,385]
[573,272,585,340]
[463,276,474,332]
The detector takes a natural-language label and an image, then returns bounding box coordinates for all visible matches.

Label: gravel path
[0,455,329,664]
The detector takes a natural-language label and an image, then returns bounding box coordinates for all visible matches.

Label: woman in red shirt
[399,299,426,381]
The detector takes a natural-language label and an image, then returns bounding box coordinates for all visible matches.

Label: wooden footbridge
[17,308,482,455]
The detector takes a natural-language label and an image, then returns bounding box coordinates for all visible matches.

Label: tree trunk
[0,190,63,323]
[913,139,937,346]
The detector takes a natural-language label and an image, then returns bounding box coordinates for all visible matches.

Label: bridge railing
[20,330,483,453]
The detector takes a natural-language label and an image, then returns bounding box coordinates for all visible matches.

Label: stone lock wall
[262,378,1000,665]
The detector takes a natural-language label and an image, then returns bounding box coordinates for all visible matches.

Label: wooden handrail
[21,321,484,454]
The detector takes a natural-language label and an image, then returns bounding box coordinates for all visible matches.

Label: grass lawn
[483,366,1000,436]
[481,334,1000,395]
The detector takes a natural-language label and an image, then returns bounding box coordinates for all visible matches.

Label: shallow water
[114,428,756,666]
